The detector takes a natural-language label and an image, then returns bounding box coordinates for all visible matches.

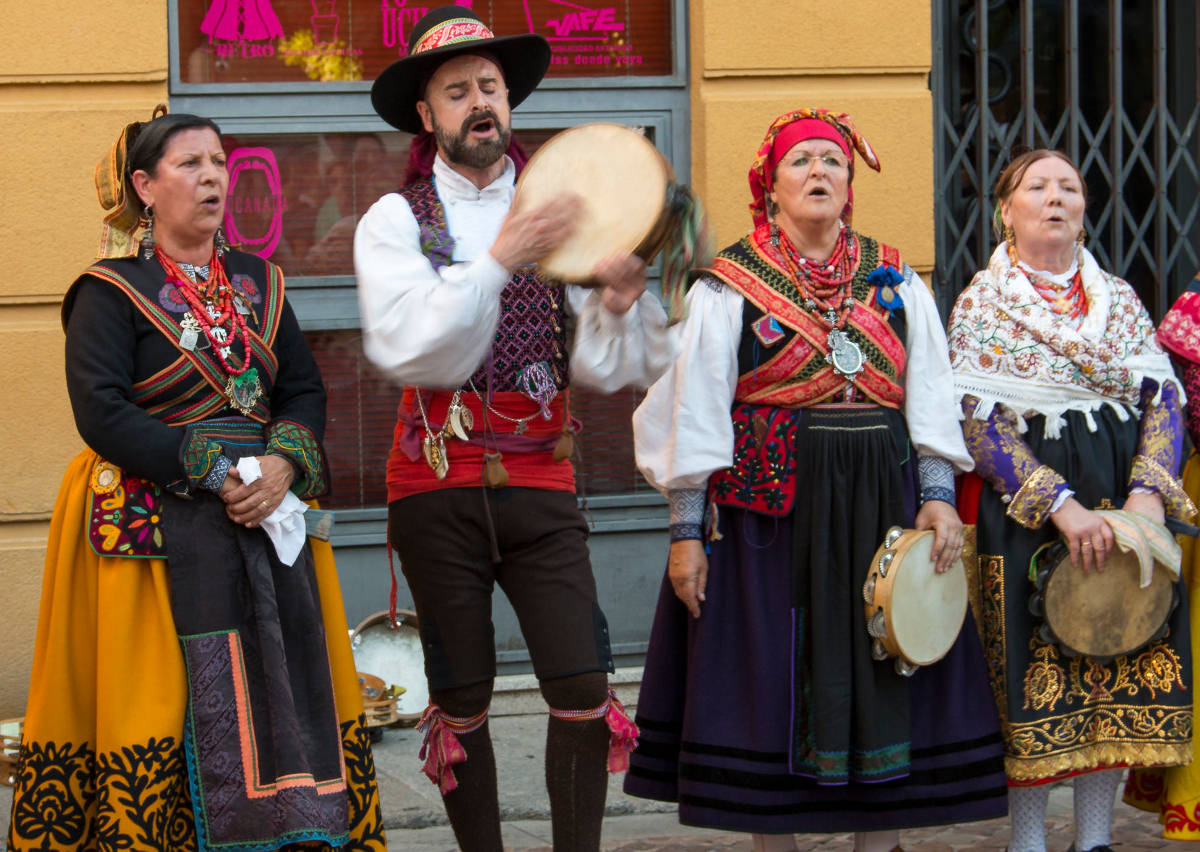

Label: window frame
[169,0,688,512]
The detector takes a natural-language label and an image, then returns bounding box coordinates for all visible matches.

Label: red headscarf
[748,108,881,228]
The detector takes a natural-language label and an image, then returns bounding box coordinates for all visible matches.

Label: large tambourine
[863,527,969,676]
[1030,509,1181,661]
[513,123,710,321]
[515,123,674,281]
[349,609,428,725]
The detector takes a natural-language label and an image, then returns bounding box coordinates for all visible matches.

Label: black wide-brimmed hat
[371,6,551,134]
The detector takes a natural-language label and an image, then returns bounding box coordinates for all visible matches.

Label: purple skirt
[625,409,1007,833]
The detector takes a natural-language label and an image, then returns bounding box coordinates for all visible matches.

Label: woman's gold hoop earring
[1076,227,1087,247]
[1003,224,1019,265]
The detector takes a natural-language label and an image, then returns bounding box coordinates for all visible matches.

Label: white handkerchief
[237,455,263,484]
[235,456,309,566]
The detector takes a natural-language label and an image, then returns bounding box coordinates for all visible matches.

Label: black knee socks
[428,674,611,852]
[540,672,611,852]
[431,681,501,852]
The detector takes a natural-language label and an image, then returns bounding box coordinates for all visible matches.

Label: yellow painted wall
[0,2,168,717]
[690,0,935,277]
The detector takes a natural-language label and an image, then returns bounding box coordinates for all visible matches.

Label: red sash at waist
[387,388,576,502]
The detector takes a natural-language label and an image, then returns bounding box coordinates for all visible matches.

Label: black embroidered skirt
[5,449,386,852]
[625,406,1007,833]
[974,407,1193,784]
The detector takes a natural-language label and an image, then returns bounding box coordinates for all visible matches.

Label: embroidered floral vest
[706,227,908,516]
[399,178,570,392]
[710,227,908,410]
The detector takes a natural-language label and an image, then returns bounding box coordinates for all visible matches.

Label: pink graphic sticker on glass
[311,0,340,43]
[225,147,284,260]
[201,0,284,42]
[524,0,624,41]
[381,1,474,57]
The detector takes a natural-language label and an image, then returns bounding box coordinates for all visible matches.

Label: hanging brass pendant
[483,452,509,488]
[423,434,449,479]
[553,427,575,463]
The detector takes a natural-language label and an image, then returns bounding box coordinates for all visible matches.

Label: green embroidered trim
[266,419,328,499]
[180,430,224,489]
[792,741,911,782]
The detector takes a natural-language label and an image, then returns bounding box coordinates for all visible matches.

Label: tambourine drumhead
[350,610,427,721]
[886,532,969,665]
[865,528,968,669]
[1043,549,1174,658]
[514,123,673,282]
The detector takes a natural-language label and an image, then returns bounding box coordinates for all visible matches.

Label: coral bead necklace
[156,245,263,414]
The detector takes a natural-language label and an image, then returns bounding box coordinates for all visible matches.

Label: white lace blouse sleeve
[899,268,975,471]
[632,278,744,493]
[354,193,511,389]
[564,285,676,392]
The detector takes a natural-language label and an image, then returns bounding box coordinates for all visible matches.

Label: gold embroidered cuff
[1129,454,1198,521]
[1006,464,1068,529]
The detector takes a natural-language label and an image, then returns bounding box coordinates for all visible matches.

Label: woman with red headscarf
[623,109,1008,850]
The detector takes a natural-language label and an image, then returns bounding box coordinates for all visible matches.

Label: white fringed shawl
[947,244,1179,438]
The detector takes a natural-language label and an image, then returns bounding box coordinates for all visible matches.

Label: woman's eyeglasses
[790,154,848,170]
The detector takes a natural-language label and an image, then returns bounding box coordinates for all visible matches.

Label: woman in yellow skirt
[1124,276,1200,839]
[5,108,386,851]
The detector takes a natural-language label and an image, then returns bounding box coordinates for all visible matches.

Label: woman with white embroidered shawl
[948,148,1195,852]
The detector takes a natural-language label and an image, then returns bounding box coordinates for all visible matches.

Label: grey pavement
[0,710,1180,850]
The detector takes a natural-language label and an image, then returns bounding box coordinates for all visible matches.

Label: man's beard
[433,108,511,170]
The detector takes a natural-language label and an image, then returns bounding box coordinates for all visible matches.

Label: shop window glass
[178,0,672,83]
[219,128,564,276]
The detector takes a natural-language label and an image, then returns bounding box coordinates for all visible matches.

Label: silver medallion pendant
[179,314,200,352]
[825,325,865,383]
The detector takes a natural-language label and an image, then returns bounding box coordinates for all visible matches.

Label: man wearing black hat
[354,6,674,850]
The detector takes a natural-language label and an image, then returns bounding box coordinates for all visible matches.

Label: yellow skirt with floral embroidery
[5,449,387,851]
[1124,451,1200,838]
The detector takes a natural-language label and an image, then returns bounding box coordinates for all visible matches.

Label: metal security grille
[932,0,1200,318]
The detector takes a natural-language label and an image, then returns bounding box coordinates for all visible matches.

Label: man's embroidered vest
[399,178,570,391]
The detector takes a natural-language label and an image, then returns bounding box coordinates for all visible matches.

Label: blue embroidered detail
[920,486,957,506]
[868,265,905,310]
[669,522,703,542]
[867,265,904,287]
